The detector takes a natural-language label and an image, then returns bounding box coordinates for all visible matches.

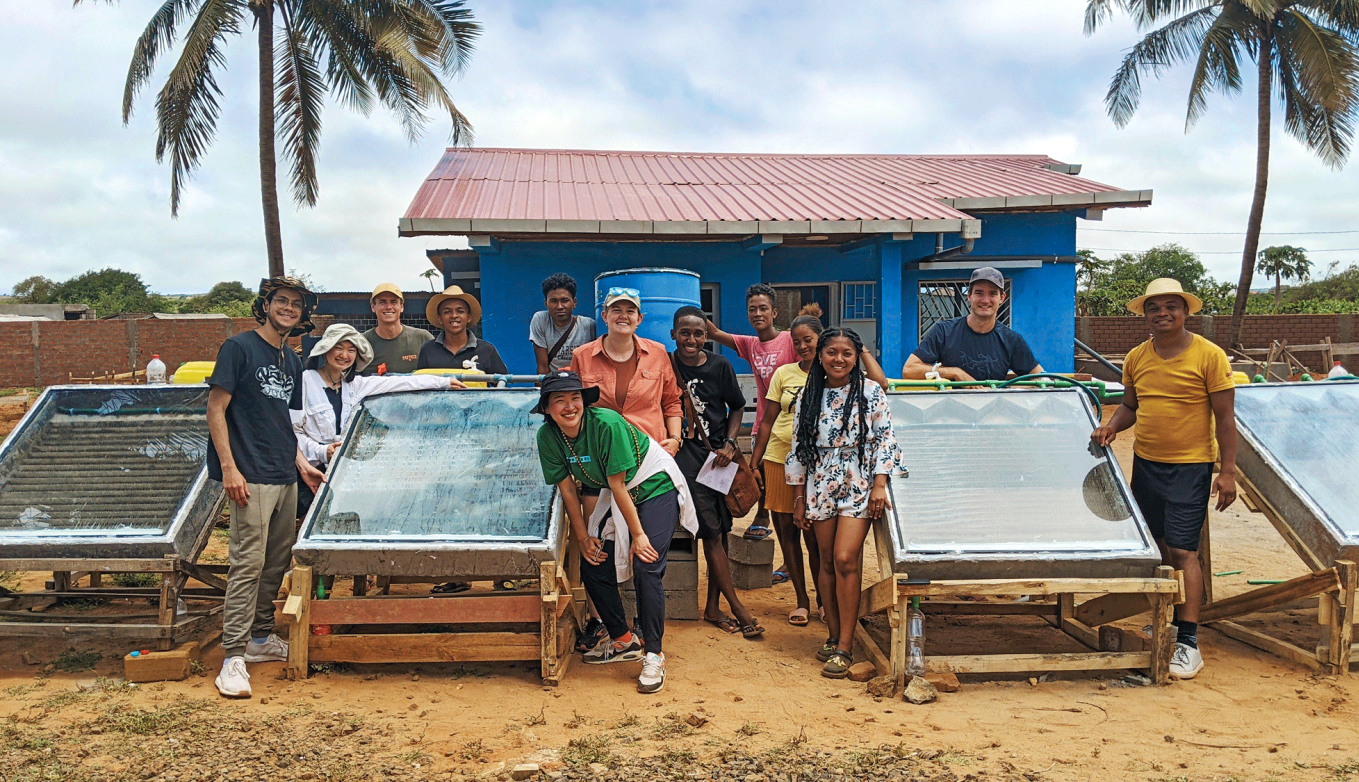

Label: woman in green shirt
[535,371,695,695]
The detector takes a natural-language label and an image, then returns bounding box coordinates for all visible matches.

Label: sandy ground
[1,397,1357,781]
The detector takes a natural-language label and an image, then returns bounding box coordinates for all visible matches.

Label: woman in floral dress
[786,328,905,678]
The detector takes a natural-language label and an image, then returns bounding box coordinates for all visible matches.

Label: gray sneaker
[637,652,666,694]
[583,635,643,664]
[1169,642,1204,679]
[244,633,289,663]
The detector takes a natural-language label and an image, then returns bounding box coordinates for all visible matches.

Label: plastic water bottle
[1330,360,1350,379]
[906,596,926,677]
[146,354,167,384]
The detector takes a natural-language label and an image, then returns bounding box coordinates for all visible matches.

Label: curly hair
[745,283,777,304]
[789,302,824,335]
[793,327,869,473]
[541,273,578,299]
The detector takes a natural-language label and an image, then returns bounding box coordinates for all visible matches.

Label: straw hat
[426,285,482,325]
[1126,278,1203,315]
[308,323,374,373]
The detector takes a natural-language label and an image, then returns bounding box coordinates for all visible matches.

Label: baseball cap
[968,267,1005,290]
[602,286,642,310]
[370,283,404,302]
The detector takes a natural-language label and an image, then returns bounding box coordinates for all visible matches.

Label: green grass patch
[99,697,212,735]
[110,572,160,588]
[562,734,611,766]
[51,648,103,673]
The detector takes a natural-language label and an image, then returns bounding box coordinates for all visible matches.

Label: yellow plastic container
[413,367,488,388]
[1231,371,1251,386]
[171,361,215,385]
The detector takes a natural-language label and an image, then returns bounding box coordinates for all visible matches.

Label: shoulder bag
[671,355,762,517]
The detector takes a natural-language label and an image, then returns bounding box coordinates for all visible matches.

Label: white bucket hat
[309,323,374,373]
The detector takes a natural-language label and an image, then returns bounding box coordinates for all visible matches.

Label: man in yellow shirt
[1091,278,1238,680]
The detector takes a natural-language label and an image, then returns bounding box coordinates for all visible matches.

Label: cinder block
[727,535,775,566]
[731,560,773,590]
[667,530,698,562]
[619,559,699,593]
[123,641,200,683]
[620,586,700,621]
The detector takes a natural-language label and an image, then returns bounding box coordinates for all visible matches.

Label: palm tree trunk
[1275,272,1281,307]
[1228,30,1273,347]
[255,0,285,279]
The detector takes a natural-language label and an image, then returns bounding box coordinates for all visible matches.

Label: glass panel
[0,387,209,536]
[1235,382,1359,541]
[308,390,553,541]
[887,390,1142,555]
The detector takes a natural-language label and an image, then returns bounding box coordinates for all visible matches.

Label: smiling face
[371,293,404,326]
[546,390,585,433]
[791,323,820,362]
[746,294,777,332]
[1143,294,1189,335]
[604,300,641,337]
[325,340,358,374]
[671,314,707,359]
[819,335,858,384]
[967,280,1005,320]
[263,288,304,334]
[545,288,577,325]
[438,298,471,336]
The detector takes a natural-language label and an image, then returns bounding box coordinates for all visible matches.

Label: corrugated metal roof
[402,149,1144,232]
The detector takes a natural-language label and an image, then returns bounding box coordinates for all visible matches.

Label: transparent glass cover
[0,387,209,537]
[307,390,553,541]
[1235,382,1359,541]
[887,390,1144,555]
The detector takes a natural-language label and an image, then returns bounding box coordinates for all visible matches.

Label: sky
[1,0,1356,297]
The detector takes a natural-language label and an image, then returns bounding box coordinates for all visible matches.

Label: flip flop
[771,570,791,585]
[788,607,810,626]
[704,615,741,634]
[742,525,773,541]
[740,622,766,639]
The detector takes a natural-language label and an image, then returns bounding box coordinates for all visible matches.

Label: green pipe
[1246,579,1287,585]
[1213,570,1244,577]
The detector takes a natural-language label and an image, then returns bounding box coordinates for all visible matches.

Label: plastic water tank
[594,268,701,347]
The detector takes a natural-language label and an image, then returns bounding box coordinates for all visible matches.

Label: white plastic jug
[1329,360,1349,378]
[146,354,167,384]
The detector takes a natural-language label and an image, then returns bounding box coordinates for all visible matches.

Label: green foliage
[1257,245,1313,304]
[1077,244,1236,316]
[1246,263,1359,314]
[11,267,180,316]
[12,276,61,303]
[180,281,254,317]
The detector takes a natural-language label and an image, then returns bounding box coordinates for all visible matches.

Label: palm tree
[1257,244,1312,305]
[1085,0,1359,347]
[78,0,479,278]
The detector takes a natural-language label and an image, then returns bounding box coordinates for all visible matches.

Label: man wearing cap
[901,267,1043,382]
[359,283,432,376]
[1092,278,1237,680]
[531,273,596,374]
[417,285,509,375]
[207,277,325,699]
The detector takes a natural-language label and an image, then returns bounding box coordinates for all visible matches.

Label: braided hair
[793,327,870,472]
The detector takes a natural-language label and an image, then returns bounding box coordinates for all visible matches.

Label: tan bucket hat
[426,285,482,325]
[1126,278,1203,315]
[309,323,374,373]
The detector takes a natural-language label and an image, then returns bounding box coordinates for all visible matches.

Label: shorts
[1130,454,1213,551]
[762,459,795,514]
[686,476,733,541]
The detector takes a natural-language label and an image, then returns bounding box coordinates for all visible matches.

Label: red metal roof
[399,149,1149,237]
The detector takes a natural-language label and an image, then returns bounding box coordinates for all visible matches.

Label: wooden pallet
[855,518,1184,687]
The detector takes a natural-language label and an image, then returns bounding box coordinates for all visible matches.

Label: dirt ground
[2,397,1358,782]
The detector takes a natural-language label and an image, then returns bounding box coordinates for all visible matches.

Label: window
[771,284,833,331]
[700,283,720,351]
[842,282,876,320]
[917,279,1011,336]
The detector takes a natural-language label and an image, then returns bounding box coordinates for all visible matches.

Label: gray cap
[968,267,1005,289]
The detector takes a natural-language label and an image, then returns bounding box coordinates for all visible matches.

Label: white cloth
[291,370,450,465]
[587,435,698,583]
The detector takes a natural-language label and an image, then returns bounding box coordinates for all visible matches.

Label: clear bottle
[1330,360,1350,379]
[906,596,926,677]
[146,354,167,384]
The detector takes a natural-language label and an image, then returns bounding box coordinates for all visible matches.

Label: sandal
[788,607,810,627]
[821,650,853,679]
[740,622,766,639]
[816,638,839,662]
[704,615,741,634]
[430,581,471,594]
[771,570,791,585]
[742,525,773,541]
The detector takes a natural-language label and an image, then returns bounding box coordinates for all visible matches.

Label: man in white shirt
[530,273,596,373]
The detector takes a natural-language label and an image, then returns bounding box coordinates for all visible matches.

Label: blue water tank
[594,268,701,347]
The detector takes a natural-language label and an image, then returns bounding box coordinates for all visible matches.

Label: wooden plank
[898,577,1178,597]
[859,577,897,617]
[178,561,228,592]
[1331,561,1355,675]
[1060,615,1101,651]
[0,558,177,573]
[925,651,1148,674]
[1099,624,1148,653]
[853,622,893,688]
[287,566,312,680]
[889,597,908,686]
[543,621,575,686]
[0,622,176,638]
[1149,566,1177,684]
[156,571,177,652]
[309,632,542,664]
[872,515,896,581]
[1073,592,1150,626]
[540,560,559,681]
[1199,569,1340,623]
[1211,620,1322,671]
[920,601,1058,617]
[307,594,555,626]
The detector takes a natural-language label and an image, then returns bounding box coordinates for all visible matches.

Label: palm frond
[1085,0,1120,35]
[152,0,244,215]
[1297,0,1359,33]
[1104,5,1219,126]
[1184,2,1256,129]
[276,3,326,206]
[1275,7,1359,166]
[403,0,480,77]
[117,0,206,123]
[295,0,376,115]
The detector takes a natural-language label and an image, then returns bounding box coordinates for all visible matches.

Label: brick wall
[1078,313,1355,365]
[2,316,336,388]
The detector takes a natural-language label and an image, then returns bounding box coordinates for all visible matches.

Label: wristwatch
[722,438,738,450]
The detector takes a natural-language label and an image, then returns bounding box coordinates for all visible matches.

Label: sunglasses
[605,287,640,299]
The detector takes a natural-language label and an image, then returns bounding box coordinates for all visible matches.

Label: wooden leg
[540,560,560,683]
[352,576,367,597]
[285,566,312,680]
[157,567,182,651]
[53,571,71,593]
[89,572,102,588]
[890,595,908,687]
[1332,560,1355,675]
[1149,566,1177,684]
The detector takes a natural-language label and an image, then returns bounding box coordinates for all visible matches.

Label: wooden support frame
[283,527,582,685]
[854,516,1183,686]
[1201,478,1356,675]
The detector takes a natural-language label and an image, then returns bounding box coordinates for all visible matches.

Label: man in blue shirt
[901,267,1043,382]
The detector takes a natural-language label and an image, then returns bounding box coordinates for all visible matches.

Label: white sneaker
[638,652,666,694]
[244,633,289,662]
[1169,642,1204,679]
[215,656,252,698]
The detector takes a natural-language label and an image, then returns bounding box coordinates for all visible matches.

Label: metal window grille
[917,279,1011,336]
[842,282,876,320]
[700,283,720,351]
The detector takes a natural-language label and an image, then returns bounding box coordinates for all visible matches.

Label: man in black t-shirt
[901,267,1043,382]
[207,277,324,699]
[671,307,763,637]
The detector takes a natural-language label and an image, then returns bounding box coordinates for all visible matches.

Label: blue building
[400,149,1150,375]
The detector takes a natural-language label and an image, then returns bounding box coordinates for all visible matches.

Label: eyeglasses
[605,287,640,299]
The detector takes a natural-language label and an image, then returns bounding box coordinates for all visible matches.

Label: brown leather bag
[672,355,762,517]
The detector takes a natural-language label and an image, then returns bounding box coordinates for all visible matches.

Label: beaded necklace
[556,414,644,503]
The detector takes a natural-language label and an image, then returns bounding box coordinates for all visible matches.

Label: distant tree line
[11,270,254,318]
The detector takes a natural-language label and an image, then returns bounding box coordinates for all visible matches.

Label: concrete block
[620,587,700,621]
[731,560,773,590]
[123,641,200,683]
[667,531,698,562]
[618,559,698,593]
[727,535,775,566]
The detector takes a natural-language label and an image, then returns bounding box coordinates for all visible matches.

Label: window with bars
[917,279,1011,337]
[842,282,876,320]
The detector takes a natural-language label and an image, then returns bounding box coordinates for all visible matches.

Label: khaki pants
[222,482,298,658]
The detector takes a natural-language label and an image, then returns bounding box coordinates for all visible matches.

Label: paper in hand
[696,452,739,493]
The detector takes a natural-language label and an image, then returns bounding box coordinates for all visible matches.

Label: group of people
[203,266,1236,698]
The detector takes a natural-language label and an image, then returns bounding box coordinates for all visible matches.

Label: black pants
[580,489,679,656]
